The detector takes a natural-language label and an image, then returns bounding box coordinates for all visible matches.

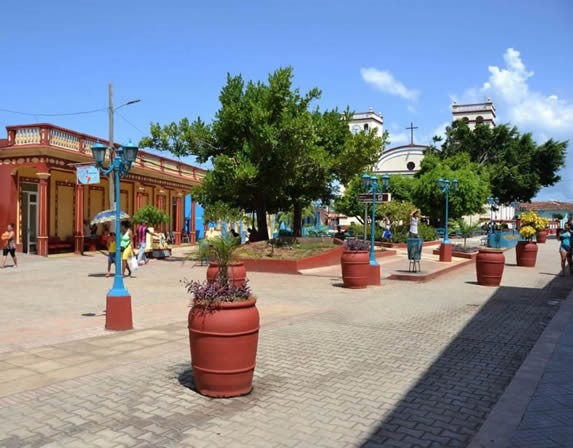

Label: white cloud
[455,48,573,200]
[458,48,573,134]
[361,68,420,101]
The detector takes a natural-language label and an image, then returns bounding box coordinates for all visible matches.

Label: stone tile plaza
[1,239,572,447]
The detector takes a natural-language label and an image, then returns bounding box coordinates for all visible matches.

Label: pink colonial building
[0,123,205,256]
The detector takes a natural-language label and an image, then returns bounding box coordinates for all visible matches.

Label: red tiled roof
[519,201,573,211]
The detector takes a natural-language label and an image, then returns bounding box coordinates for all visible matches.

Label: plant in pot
[186,272,259,398]
[516,211,542,267]
[340,238,370,289]
[199,234,246,287]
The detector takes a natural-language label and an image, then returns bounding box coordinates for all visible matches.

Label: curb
[468,288,573,447]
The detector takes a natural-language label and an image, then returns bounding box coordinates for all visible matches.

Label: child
[106,232,116,278]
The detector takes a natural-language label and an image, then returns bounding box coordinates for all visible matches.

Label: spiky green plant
[449,218,481,248]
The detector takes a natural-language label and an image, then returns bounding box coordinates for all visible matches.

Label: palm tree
[449,218,481,249]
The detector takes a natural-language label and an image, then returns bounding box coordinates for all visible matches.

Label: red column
[174,194,182,245]
[36,173,50,257]
[136,188,143,210]
[190,200,196,244]
[74,184,84,254]
[156,192,165,233]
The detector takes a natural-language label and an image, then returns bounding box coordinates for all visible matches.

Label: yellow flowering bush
[519,211,548,239]
[519,225,536,240]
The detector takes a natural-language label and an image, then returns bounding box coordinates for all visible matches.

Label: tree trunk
[293,203,302,237]
[255,207,269,241]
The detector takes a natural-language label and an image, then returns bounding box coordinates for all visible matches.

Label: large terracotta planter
[476,249,505,286]
[516,241,538,267]
[207,262,247,287]
[341,250,369,289]
[536,230,548,244]
[188,298,259,398]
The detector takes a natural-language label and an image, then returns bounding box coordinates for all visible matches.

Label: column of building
[36,173,50,257]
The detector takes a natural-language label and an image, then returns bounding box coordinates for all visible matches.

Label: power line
[116,111,147,136]
[0,107,106,117]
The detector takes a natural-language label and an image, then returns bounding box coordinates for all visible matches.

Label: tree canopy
[140,67,385,239]
[411,152,490,222]
[430,121,568,203]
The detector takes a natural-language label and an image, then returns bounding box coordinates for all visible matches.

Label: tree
[449,218,481,249]
[132,205,170,228]
[334,174,416,225]
[412,153,490,223]
[140,67,384,239]
[433,121,568,203]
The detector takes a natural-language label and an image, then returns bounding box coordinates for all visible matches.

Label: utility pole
[108,83,115,209]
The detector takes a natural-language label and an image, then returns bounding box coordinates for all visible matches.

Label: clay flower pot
[516,241,538,267]
[188,298,259,398]
[341,250,370,289]
[476,248,505,286]
[206,262,247,287]
[535,230,548,244]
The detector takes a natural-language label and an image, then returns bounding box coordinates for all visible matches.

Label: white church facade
[348,99,497,177]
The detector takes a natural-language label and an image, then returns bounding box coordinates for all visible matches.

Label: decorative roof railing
[3,123,206,183]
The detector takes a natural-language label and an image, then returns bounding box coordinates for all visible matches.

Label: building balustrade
[5,124,205,181]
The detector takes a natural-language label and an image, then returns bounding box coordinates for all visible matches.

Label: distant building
[373,99,497,177]
[451,98,496,129]
[0,123,205,256]
[349,108,384,136]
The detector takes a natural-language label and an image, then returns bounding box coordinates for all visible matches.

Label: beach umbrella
[90,209,130,226]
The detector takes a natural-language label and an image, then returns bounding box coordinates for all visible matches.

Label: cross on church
[406,122,418,145]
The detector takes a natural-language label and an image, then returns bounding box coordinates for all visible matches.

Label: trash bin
[407,238,423,272]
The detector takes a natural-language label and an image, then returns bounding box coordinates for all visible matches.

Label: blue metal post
[444,186,449,244]
[369,186,378,266]
[109,154,128,297]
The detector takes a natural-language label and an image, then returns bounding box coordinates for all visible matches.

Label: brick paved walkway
[0,241,570,447]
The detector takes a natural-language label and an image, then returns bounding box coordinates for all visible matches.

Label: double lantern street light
[487,196,499,236]
[91,139,138,331]
[438,177,458,245]
[361,173,389,266]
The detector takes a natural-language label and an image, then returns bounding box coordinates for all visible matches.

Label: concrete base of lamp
[105,295,133,331]
[368,264,381,285]
[439,242,452,262]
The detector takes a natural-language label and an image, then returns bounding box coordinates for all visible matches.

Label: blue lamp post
[511,201,519,234]
[438,178,458,244]
[313,200,322,231]
[362,173,390,265]
[487,196,499,237]
[91,139,138,330]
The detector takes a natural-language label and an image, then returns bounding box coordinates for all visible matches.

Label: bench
[48,238,73,254]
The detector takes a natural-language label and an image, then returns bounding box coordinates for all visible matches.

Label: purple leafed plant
[343,238,370,251]
[186,279,252,310]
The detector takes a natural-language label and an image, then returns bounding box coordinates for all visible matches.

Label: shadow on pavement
[359,274,571,447]
[178,367,198,393]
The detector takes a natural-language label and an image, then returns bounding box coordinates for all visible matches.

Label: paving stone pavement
[0,241,571,447]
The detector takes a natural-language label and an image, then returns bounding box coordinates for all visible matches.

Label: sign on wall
[76,165,100,185]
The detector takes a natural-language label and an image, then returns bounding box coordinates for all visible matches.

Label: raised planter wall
[379,240,441,249]
[241,245,396,274]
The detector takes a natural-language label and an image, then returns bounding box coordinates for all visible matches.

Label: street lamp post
[313,200,322,231]
[438,177,458,262]
[511,201,519,234]
[487,196,499,241]
[361,173,390,266]
[91,140,139,330]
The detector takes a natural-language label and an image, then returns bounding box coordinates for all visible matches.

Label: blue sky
[1,0,572,200]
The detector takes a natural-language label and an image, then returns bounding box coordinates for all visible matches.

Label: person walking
[1,223,17,268]
[136,221,157,266]
[559,223,571,275]
[120,221,134,277]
